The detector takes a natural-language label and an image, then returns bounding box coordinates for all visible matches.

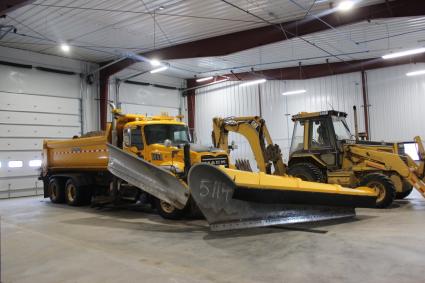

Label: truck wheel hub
[368,182,386,202]
[67,185,76,202]
[160,200,175,213]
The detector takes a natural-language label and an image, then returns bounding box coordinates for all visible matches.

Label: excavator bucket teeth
[188,164,356,231]
[107,144,189,209]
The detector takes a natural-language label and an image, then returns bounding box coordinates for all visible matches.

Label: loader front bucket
[107,144,189,209]
[188,164,376,231]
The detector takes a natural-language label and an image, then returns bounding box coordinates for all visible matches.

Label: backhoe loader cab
[288,110,425,208]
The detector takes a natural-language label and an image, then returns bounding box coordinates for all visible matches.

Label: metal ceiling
[3,0,425,79]
[167,16,425,78]
[1,0,382,62]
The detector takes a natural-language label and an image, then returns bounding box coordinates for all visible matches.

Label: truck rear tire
[287,163,325,183]
[65,179,90,206]
[359,173,396,208]
[48,178,65,203]
[155,198,185,220]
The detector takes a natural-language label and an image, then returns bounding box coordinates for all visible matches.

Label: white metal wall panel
[0,64,82,199]
[261,73,364,161]
[367,64,425,141]
[195,81,261,170]
[194,74,363,167]
[118,82,181,116]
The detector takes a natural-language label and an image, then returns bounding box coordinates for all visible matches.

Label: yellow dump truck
[40,105,378,231]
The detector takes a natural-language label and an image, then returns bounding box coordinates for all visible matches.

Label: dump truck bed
[43,134,108,172]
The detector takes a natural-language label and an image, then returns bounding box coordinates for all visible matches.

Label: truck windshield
[332,116,352,141]
[144,124,190,145]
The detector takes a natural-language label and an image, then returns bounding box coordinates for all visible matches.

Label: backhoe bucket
[188,164,376,231]
[107,144,189,209]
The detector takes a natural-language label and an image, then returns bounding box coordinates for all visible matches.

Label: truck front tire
[48,178,65,203]
[155,198,185,220]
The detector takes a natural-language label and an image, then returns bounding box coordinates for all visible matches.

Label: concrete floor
[1,192,425,283]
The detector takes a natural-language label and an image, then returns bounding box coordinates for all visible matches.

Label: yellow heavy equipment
[40,105,378,231]
[287,108,425,208]
[212,115,400,208]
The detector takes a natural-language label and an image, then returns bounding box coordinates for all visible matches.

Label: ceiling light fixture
[382,47,425,59]
[406,70,425,77]
[150,65,169,74]
[282,89,307,96]
[150,59,161,67]
[239,78,267,87]
[337,0,354,12]
[60,43,70,52]
[196,76,214,82]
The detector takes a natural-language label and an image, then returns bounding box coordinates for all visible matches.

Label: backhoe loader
[40,105,378,231]
[287,108,425,208]
[211,115,395,208]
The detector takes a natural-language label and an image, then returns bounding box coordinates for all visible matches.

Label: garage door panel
[121,103,179,116]
[0,111,80,126]
[0,124,80,138]
[0,138,46,151]
[0,151,41,178]
[0,92,80,114]
[119,83,180,108]
[0,65,80,98]
[0,177,43,199]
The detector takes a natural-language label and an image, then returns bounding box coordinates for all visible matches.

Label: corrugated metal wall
[194,73,363,169]
[195,81,261,168]
[367,63,425,141]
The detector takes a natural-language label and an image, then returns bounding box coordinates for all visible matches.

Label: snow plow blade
[107,144,189,209]
[188,164,377,231]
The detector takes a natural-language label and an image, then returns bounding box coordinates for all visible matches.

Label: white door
[0,64,81,198]
[118,82,181,117]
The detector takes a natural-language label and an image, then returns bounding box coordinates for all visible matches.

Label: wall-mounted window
[29,160,42,167]
[8,161,23,168]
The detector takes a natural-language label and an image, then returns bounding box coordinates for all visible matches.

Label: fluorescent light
[282,89,307,96]
[382,48,425,59]
[150,66,169,73]
[60,43,70,52]
[196,76,214,82]
[337,0,354,11]
[29,159,42,167]
[239,79,267,87]
[8,161,23,168]
[406,70,425,77]
[150,59,161,67]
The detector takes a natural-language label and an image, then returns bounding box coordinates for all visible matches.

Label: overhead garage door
[0,64,81,198]
[118,82,181,116]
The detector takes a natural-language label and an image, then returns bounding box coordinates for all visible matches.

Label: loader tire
[359,173,396,208]
[287,163,325,183]
[155,198,185,220]
[396,182,413,199]
[48,178,65,203]
[65,179,89,206]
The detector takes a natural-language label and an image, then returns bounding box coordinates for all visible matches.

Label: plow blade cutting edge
[107,144,189,209]
[188,164,377,231]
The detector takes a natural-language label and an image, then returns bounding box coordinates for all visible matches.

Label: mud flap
[107,144,189,209]
[188,164,355,231]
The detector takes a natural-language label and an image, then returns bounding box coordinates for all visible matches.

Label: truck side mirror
[164,139,172,147]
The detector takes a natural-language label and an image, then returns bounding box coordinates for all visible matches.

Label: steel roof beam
[99,0,425,129]
[0,0,35,16]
